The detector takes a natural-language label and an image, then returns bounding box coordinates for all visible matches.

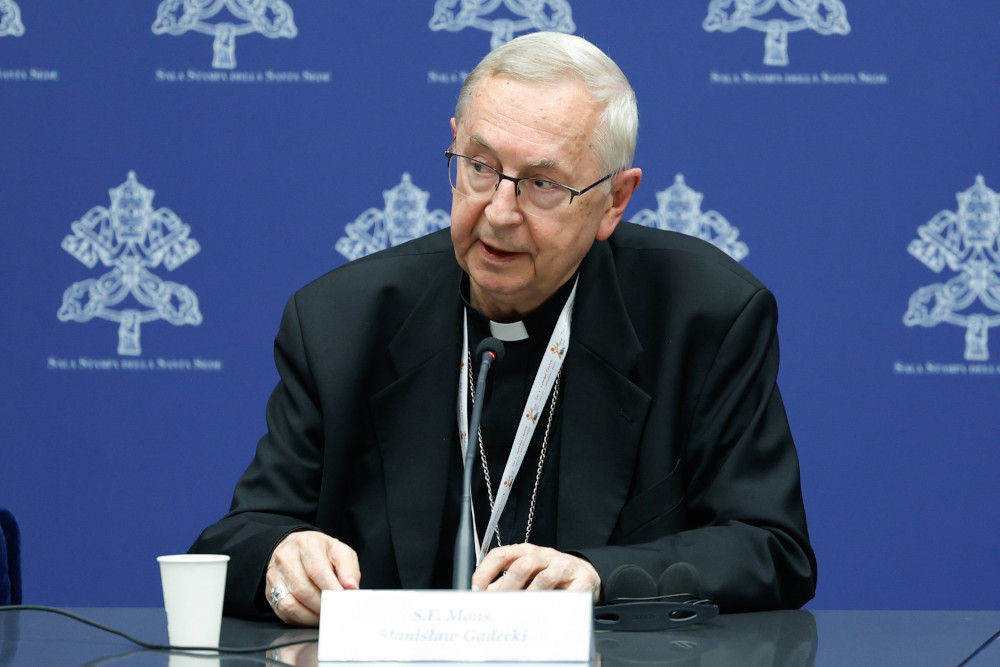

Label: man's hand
[470,544,601,603]
[265,531,361,626]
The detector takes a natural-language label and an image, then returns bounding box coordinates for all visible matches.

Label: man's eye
[470,161,494,175]
[527,179,559,192]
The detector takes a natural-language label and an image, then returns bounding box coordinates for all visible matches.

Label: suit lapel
[367,239,651,580]
[369,260,463,588]
[557,241,651,550]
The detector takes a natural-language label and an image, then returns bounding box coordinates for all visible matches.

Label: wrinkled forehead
[461,72,599,117]
[455,75,602,161]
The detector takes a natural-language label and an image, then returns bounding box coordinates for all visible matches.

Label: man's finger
[471,545,520,590]
[327,538,361,589]
[473,544,602,599]
[270,588,320,626]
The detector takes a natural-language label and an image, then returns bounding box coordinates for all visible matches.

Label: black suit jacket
[190,222,816,617]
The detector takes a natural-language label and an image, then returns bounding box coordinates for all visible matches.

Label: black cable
[0,605,317,655]
[955,626,1000,667]
[81,647,298,666]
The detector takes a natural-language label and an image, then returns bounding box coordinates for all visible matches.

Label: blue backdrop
[2,1,998,611]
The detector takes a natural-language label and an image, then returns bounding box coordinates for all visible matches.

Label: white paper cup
[157,554,230,650]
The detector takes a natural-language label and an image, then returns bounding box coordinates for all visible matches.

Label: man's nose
[485,179,524,224]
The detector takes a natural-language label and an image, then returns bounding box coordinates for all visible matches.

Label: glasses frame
[445,150,614,208]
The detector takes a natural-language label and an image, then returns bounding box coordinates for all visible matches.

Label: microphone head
[475,336,505,364]
[657,562,702,598]
[604,564,657,602]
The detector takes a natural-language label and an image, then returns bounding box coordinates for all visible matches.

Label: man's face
[449,75,637,321]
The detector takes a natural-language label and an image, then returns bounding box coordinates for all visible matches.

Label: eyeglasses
[446,150,613,217]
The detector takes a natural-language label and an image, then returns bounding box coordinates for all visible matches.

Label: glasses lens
[519,178,571,212]
[449,155,496,198]
[447,154,573,216]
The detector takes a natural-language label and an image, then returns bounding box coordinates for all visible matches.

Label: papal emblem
[152,0,297,69]
[632,174,749,262]
[429,0,575,49]
[703,0,850,66]
[0,0,24,37]
[57,172,203,356]
[904,175,1000,361]
[336,174,450,261]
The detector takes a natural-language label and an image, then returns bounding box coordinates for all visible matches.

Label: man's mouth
[481,242,519,259]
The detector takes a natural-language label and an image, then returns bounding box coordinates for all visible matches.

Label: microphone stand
[453,339,503,589]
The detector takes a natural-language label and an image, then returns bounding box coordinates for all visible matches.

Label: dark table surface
[2,607,998,666]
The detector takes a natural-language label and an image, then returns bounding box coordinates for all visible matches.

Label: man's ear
[596,167,642,241]
[450,117,457,138]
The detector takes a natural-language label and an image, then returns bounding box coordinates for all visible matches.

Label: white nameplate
[318,589,592,663]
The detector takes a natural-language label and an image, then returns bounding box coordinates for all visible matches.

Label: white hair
[455,31,638,179]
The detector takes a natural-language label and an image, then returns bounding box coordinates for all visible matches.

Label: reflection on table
[1,607,999,666]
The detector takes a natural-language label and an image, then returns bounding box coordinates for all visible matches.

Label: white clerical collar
[489,319,529,342]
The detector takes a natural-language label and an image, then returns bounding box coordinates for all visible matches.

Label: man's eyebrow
[468,134,492,150]
[466,134,561,171]
[530,158,559,170]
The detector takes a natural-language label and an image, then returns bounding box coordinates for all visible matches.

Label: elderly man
[191,31,816,625]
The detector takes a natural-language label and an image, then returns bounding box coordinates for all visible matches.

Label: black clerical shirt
[431,276,573,587]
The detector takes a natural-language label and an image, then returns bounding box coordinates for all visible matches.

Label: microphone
[594,563,718,631]
[604,564,657,601]
[657,562,702,598]
[453,337,505,590]
[475,337,506,366]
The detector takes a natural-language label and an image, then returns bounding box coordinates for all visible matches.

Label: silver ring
[269,583,290,608]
